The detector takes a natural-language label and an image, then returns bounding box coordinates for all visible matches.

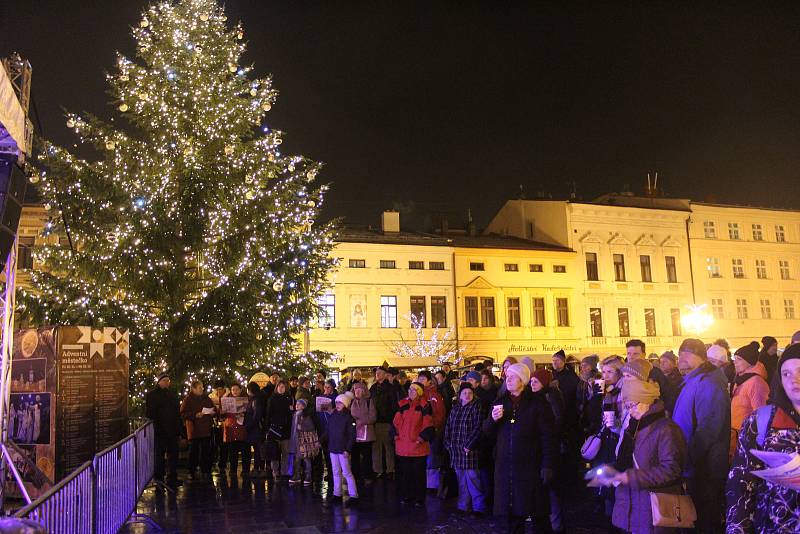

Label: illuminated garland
[18,0,337,401]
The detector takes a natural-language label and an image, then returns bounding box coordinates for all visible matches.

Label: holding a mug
[491,403,504,421]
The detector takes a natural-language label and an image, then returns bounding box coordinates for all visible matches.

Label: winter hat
[581,355,599,370]
[659,350,677,363]
[335,393,352,409]
[458,382,474,394]
[761,336,778,352]
[157,372,169,382]
[707,344,729,365]
[621,358,652,382]
[520,357,535,375]
[409,382,424,398]
[621,376,660,405]
[734,341,760,366]
[296,398,308,408]
[779,342,800,366]
[679,338,708,359]
[505,363,531,385]
[552,349,566,361]
[464,371,481,383]
[532,369,553,388]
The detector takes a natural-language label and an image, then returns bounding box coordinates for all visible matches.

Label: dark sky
[3,1,800,229]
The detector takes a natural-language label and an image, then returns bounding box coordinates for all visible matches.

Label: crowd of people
[145,333,800,533]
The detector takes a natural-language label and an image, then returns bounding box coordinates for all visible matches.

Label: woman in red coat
[393,382,435,506]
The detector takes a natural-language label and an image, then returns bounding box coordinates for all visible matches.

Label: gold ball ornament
[44,203,52,211]
[261,102,272,111]
[288,164,295,172]
[200,13,209,21]
[28,175,40,184]
[237,31,244,40]
[224,145,234,156]
[306,200,316,208]
[272,280,284,292]
[306,170,317,180]
[228,64,237,73]
[105,140,116,150]
[118,103,129,112]
[138,92,148,101]
[250,89,258,96]
[140,19,149,28]
[66,118,76,128]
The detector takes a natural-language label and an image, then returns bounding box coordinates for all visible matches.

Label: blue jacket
[672,361,730,480]
[326,409,356,454]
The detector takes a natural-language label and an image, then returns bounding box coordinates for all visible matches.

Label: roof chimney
[381,210,400,234]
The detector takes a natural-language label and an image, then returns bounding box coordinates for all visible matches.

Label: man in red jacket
[417,370,445,490]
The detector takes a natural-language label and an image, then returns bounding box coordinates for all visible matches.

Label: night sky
[3,1,800,229]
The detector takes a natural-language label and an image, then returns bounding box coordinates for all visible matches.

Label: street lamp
[681,303,714,336]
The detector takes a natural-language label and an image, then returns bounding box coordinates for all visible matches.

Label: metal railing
[14,419,154,534]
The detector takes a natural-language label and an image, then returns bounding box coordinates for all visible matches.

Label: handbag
[633,454,696,528]
[581,431,602,460]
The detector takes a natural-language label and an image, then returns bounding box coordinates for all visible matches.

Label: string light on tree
[21,0,337,405]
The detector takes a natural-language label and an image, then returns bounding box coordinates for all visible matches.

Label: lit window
[380,296,398,328]
[553,265,567,273]
[430,296,447,327]
[504,263,519,272]
[707,257,721,278]
[644,308,657,336]
[529,263,543,272]
[617,308,630,337]
[410,296,426,327]
[589,308,603,337]
[318,294,335,328]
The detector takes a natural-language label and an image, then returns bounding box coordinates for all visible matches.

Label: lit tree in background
[389,313,466,365]
[18,0,336,399]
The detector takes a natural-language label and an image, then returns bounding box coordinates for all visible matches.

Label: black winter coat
[483,390,558,518]
[146,386,181,439]
[370,380,400,424]
[326,409,356,453]
[553,366,580,426]
[265,392,292,440]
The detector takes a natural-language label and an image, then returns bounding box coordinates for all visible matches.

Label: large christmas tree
[19,0,336,398]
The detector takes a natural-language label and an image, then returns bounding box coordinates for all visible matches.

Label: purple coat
[612,402,688,534]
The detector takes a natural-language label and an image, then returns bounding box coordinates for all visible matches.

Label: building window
[553,265,567,273]
[431,296,447,327]
[556,298,570,327]
[589,308,603,337]
[670,308,682,336]
[617,308,630,337]
[529,263,543,272]
[429,261,445,270]
[480,297,496,327]
[18,236,34,270]
[409,261,424,270]
[707,257,721,278]
[532,297,545,327]
[760,299,772,319]
[613,253,626,281]
[736,298,748,319]
[318,294,335,328]
[776,225,786,243]
[704,221,716,239]
[380,260,396,269]
[380,296,398,328]
[504,263,519,272]
[752,224,764,241]
[644,308,657,336]
[469,262,485,271]
[665,256,677,283]
[507,297,521,327]
[780,260,791,280]
[410,296,426,327]
[785,299,795,320]
[638,255,652,282]
[712,298,724,319]
[585,252,599,281]
[465,297,479,327]
[728,223,740,240]
[732,258,745,279]
[756,259,767,279]
[349,259,366,268]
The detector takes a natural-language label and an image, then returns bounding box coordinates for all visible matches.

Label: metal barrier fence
[14,419,154,534]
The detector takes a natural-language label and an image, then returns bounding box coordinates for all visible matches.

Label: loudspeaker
[0,157,27,269]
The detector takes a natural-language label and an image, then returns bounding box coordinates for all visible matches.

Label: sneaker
[303,480,312,486]
[289,479,300,485]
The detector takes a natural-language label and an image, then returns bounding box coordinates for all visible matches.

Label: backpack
[754,404,777,448]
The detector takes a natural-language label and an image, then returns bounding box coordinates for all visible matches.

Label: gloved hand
[540,467,553,485]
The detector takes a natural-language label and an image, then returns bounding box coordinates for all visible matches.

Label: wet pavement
[120,470,609,534]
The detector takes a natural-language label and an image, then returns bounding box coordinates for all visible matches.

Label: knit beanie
[792,330,800,345]
[679,338,708,359]
[734,341,760,366]
[779,342,800,367]
[621,358,652,382]
[465,371,481,383]
[532,369,553,388]
[621,377,661,404]
[553,349,566,361]
[296,398,308,408]
[707,344,729,365]
[409,382,424,398]
[520,356,535,375]
[157,372,169,382]
[505,363,531,385]
[335,393,352,409]
[458,382,474,394]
